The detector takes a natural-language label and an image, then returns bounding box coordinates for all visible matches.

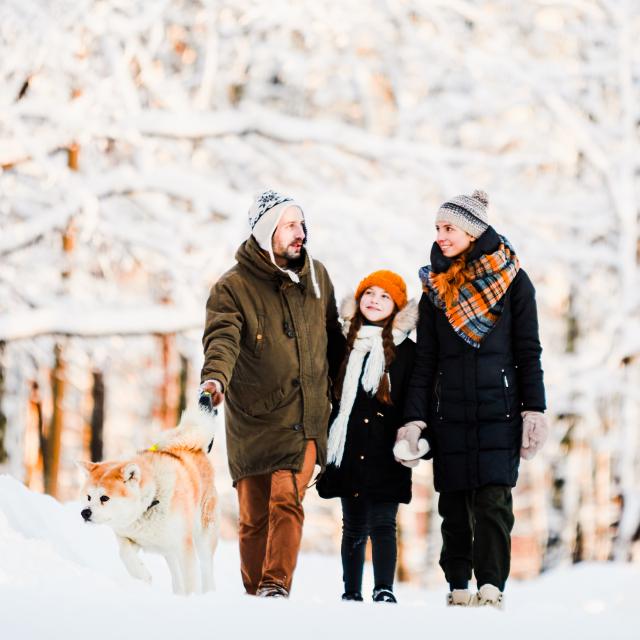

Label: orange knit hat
[355,270,408,310]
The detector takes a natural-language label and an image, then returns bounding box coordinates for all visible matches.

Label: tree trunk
[45,344,65,497]
[0,341,7,463]
[565,287,579,353]
[156,333,179,429]
[396,517,409,582]
[90,370,105,462]
[67,143,80,171]
[25,381,45,491]
[177,353,189,421]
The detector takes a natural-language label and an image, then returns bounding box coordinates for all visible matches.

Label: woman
[399,190,548,608]
[317,270,419,604]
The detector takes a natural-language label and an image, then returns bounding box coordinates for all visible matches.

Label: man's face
[272,206,305,263]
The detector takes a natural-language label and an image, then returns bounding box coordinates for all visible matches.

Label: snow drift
[0,474,638,640]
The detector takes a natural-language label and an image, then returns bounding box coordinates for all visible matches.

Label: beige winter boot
[473,584,504,609]
[446,588,473,606]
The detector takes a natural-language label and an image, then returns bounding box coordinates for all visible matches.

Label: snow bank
[0,475,637,640]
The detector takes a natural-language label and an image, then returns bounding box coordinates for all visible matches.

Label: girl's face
[359,286,395,323]
[435,222,475,258]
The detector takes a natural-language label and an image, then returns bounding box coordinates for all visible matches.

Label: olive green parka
[201,236,343,482]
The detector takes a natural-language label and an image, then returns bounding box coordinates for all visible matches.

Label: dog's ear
[122,463,141,484]
[76,461,97,476]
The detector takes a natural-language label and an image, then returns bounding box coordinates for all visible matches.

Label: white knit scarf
[326,325,408,467]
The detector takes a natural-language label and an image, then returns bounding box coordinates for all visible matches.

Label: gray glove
[520,411,549,460]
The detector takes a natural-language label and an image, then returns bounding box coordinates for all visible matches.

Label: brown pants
[236,440,317,594]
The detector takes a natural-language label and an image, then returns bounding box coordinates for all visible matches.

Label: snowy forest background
[0,0,639,585]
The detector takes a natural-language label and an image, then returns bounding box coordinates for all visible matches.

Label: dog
[78,406,219,595]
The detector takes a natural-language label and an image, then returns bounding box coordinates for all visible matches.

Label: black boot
[372,585,397,603]
[341,591,363,602]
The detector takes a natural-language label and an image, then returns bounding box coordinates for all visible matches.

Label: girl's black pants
[340,497,399,593]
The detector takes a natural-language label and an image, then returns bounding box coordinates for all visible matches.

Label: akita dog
[78,406,218,595]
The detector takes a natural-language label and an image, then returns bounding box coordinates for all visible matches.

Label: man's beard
[272,235,305,268]
[277,240,304,264]
[285,245,303,261]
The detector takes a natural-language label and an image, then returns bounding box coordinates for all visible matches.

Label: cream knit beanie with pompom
[435,189,490,239]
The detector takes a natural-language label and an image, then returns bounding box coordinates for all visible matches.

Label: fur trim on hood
[339,294,418,337]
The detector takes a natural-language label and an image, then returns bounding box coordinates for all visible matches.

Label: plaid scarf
[419,233,520,348]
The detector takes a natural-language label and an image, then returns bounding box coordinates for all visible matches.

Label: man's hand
[200,380,225,407]
[520,411,549,460]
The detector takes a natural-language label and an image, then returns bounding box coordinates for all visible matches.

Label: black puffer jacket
[404,228,546,493]
[317,302,417,504]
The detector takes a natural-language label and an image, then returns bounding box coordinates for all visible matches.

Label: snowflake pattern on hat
[248,189,293,229]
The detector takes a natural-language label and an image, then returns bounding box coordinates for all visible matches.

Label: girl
[317,270,420,603]
[399,190,548,608]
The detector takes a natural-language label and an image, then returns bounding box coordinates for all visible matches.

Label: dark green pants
[438,485,514,591]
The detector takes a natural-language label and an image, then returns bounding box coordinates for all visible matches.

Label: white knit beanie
[248,189,320,298]
[436,189,490,239]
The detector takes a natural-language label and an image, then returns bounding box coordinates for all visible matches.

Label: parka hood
[236,235,311,282]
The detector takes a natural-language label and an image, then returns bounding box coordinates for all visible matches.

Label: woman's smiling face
[435,222,475,258]
[359,286,395,323]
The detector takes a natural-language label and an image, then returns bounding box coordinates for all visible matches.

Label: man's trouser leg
[260,440,317,593]
[237,472,271,595]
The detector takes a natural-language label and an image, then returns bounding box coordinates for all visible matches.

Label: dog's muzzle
[81,508,92,521]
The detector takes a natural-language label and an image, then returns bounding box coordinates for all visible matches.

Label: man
[201,189,343,598]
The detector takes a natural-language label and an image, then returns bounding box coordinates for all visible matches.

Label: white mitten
[394,421,429,462]
[393,437,430,461]
[520,411,549,460]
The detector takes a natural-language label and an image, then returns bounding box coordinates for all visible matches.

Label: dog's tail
[153,404,218,454]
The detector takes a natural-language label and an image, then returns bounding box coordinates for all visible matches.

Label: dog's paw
[127,563,152,584]
[139,568,153,584]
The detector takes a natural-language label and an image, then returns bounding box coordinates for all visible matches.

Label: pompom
[472,189,489,207]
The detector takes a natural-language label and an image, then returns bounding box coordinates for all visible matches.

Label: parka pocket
[244,385,286,417]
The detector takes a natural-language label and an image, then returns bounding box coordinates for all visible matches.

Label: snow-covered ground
[0,475,637,640]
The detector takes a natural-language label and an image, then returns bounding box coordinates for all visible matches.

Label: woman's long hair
[333,304,397,405]
[429,248,475,311]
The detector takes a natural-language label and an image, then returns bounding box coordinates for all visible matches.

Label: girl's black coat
[404,229,546,493]
[317,338,416,504]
